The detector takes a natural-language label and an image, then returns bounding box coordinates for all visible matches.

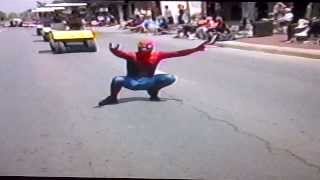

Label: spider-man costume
[98,40,206,106]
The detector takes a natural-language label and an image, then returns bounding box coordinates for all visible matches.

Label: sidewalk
[93,25,320,59]
[216,34,320,59]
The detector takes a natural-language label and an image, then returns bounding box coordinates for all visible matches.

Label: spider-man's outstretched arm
[109,43,135,61]
[157,41,208,60]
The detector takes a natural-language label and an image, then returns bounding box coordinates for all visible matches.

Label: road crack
[163,91,320,173]
[192,104,320,173]
[283,149,320,173]
[190,105,273,154]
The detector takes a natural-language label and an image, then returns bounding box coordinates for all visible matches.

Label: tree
[8,12,19,19]
[20,9,32,20]
[36,1,46,7]
[0,11,7,21]
[52,0,66,3]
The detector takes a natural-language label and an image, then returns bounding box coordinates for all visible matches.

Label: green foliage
[8,12,19,19]
[0,11,7,21]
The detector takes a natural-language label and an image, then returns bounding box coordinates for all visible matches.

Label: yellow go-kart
[49,29,97,54]
[42,2,97,54]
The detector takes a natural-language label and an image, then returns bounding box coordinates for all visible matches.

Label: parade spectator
[127,16,157,33]
[146,8,152,17]
[272,2,287,33]
[182,9,190,24]
[97,13,106,26]
[277,8,294,32]
[163,5,174,24]
[144,18,160,33]
[196,16,216,40]
[177,4,185,24]
[207,16,233,44]
[283,2,314,43]
[123,15,143,29]
[308,17,320,39]
[284,17,320,43]
[272,2,287,20]
[151,6,161,21]
[156,16,169,30]
[134,8,140,16]
[275,7,295,43]
[215,16,230,33]
[174,16,200,39]
[105,12,116,26]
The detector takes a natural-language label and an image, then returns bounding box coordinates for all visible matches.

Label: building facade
[54,1,320,23]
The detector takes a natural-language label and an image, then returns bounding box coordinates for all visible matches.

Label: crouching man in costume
[98,40,207,106]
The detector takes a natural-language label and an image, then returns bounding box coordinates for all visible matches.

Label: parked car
[9,18,23,27]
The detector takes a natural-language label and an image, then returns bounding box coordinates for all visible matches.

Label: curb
[216,41,320,59]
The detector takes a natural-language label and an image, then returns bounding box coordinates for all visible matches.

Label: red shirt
[110,47,201,77]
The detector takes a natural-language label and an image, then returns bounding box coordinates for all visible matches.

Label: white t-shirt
[164,9,172,18]
[279,12,293,22]
[97,16,105,21]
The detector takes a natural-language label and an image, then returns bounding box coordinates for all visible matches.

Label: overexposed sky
[0,0,51,13]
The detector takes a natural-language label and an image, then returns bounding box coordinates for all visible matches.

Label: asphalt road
[0,27,320,180]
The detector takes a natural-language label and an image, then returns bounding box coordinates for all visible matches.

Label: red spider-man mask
[138,40,154,53]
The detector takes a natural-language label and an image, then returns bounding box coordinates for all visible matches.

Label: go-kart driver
[52,11,63,23]
[67,10,84,30]
[40,12,53,27]
[98,40,208,106]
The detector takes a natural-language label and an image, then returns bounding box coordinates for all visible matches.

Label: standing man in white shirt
[163,5,174,24]
[277,7,294,34]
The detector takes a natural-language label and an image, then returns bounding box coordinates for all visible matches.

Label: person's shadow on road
[94,97,183,108]
[33,40,44,42]
[38,50,52,54]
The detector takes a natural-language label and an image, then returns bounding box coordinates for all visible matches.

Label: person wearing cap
[98,40,208,106]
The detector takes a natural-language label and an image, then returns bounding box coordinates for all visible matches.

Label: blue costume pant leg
[121,74,176,91]
[151,74,176,90]
[123,77,155,90]
[110,76,126,97]
[110,74,176,97]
